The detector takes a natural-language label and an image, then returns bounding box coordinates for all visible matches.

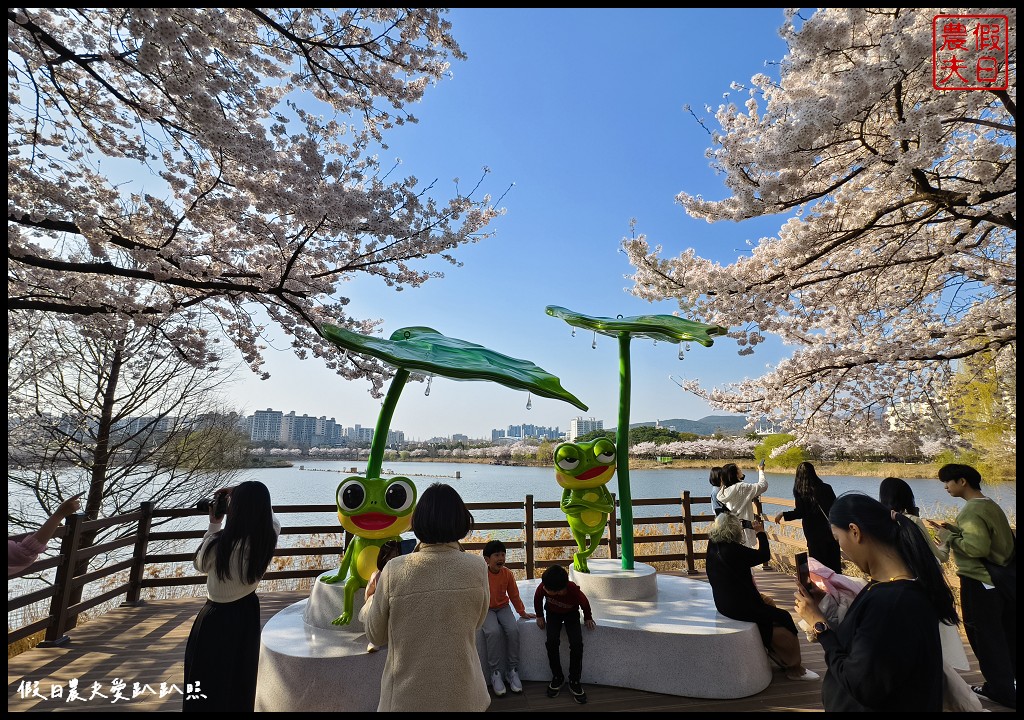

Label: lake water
[237,460,1017,528]
[7,460,1015,626]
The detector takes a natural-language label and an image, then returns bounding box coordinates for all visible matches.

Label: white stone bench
[257,577,384,712]
[480,559,772,698]
[257,562,772,711]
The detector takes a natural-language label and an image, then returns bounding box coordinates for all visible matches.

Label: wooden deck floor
[7,570,1012,713]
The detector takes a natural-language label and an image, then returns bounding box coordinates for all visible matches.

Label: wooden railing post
[122,501,154,607]
[680,490,695,575]
[608,493,618,560]
[40,512,84,646]
[525,494,535,579]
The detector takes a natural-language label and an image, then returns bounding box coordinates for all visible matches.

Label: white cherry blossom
[624,8,1016,440]
[9,9,503,393]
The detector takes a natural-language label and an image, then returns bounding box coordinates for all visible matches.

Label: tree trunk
[67,340,124,612]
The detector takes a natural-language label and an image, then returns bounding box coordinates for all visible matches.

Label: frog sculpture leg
[554,439,616,573]
[319,475,416,625]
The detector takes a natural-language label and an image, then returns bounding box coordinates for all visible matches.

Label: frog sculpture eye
[593,439,616,465]
[556,446,581,472]
[338,479,366,512]
[384,480,415,512]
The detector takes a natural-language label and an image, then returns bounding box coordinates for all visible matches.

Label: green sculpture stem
[617,332,634,570]
[366,368,410,480]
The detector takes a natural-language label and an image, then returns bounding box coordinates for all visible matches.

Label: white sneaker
[490,670,507,696]
[786,668,820,681]
[506,667,523,693]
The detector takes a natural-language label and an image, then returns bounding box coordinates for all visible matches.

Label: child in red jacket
[534,564,596,704]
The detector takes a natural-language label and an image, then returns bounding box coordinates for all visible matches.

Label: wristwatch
[811,621,830,641]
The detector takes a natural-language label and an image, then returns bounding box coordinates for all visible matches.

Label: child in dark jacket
[534,564,596,704]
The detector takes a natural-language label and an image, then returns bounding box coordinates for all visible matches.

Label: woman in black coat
[773,462,843,573]
[706,512,817,681]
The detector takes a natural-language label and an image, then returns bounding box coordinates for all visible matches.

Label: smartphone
[758,458,766,469]
[795,551,813,593]
[376,540,402,571]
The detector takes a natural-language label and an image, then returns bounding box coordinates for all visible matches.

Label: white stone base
[570,558,658,600]
[258,570,772,711]
[257,599,385,712]
[302,571,367,631]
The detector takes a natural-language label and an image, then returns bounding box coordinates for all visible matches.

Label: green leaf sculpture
[545,305,728,570]
[322,323,588,479]
[545,306,726,346]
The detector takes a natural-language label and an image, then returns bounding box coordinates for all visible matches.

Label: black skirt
[183,591,260,712]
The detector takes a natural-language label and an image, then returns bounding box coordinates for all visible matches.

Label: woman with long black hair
[774,461,842,573]
[183,481,280,712]
[794,492,958,711]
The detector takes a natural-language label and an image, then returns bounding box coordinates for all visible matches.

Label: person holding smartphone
[926,464,1016,709]
[706,511,818,681]
[362,483,490,712]
[716,460,769,548]
[794,492,956,711]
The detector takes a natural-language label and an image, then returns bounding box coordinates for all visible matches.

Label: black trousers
[544,610,583,682]
[183,591,261,712]
[961,575,1016,709]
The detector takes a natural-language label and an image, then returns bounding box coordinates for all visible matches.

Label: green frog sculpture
[320,475,417,625]
[555,438,616,572]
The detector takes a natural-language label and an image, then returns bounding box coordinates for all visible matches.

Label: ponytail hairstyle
[829,492,957,625]
[203,480,278,584]
[878,477,919,517]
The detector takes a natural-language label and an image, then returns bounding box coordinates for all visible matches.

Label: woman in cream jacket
[364,482,490,712]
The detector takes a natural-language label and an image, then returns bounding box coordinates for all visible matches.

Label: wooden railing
[8,493,806,648]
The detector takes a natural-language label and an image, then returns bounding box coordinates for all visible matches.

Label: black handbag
[979,531,1017,602]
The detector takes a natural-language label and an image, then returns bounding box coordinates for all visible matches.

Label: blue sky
[229,8,796,440]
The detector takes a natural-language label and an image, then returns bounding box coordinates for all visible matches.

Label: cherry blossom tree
[8,8,502,394]
[624,8,1016,439]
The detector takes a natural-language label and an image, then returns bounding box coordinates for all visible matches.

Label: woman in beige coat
[364,482,490,712]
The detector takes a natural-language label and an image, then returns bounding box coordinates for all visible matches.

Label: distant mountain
[612,415,750,437]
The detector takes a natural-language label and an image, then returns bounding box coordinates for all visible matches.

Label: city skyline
[241,404,577,443]
[237,404,746,444]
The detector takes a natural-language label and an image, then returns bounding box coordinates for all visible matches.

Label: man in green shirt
[926,463,1016,709]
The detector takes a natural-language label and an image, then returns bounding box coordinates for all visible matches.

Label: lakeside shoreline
[257,455,961,481]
